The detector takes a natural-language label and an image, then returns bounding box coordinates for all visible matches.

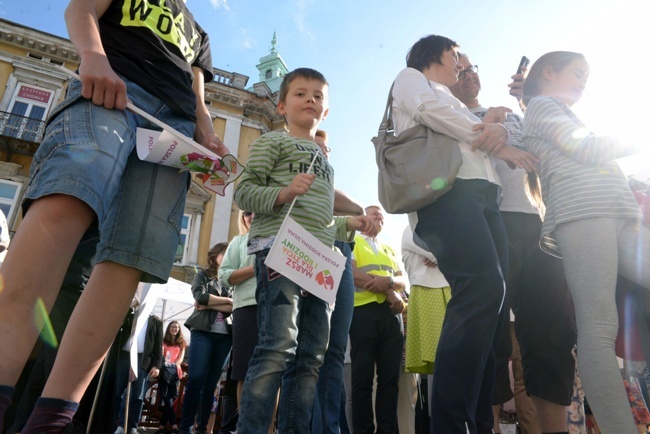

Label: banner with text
[136,128,244,196]
[265,216,345,304]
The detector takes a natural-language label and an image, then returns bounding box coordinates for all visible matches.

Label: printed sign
[17,85,52,104]
[136,127,244,196]
[265,216,345,304]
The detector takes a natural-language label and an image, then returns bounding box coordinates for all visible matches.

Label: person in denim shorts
[0,1,227,433]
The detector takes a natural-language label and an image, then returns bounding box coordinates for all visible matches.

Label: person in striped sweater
[522,51,650,434]
[233,67,375,434]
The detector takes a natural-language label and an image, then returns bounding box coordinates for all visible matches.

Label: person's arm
[226,266,255,286]
[393,68,507,154]
[345,216,377,239]
[64,0,127,110]
[352,259,373,289]
[363,270,406,294]
[175,346,185,367]
[333,189,364,216]
[203,294,233,309]
[508,69,527,113]
[190,270,211,305]
[192,66,228,157]
[528,97,641,163]
[233,134,285,215]
[385,289,405,314]
[490,145,538,173]
[352,258,405,294]
[218,236,255,287]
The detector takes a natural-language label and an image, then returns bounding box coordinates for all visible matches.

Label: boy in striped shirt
[234,67,374,433]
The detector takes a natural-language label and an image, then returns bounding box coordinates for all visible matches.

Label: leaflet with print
[136,127,244,196]
[265,216,345,304]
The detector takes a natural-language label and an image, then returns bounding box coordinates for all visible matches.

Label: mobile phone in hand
[517,56,530,74]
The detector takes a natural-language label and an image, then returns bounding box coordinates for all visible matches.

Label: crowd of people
[0,1,649,434]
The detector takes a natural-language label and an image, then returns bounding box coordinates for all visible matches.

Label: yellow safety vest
[353,235,399,307]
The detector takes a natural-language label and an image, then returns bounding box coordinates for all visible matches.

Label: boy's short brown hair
[278,67,328,105]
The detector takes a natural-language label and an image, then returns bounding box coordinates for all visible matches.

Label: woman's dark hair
[522,51,586,206]
[278,67,328,105]
[522,51,586,107]
[206,242,229,276]
[406,35,458,72]
[163,320,186,349]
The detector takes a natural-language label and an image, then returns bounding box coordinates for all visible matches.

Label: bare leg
[510,325,542,434]
[237,380,243,408]
[492,405,500,433]
[531,396,569,432]
[41,261,141,402]
[0,195,94,386]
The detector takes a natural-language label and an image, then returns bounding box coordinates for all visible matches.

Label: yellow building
[0,18,286,282]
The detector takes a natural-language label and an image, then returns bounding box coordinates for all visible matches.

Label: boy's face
[277,77,329,130]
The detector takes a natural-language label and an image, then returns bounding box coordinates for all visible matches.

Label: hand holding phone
[516,56,530,74]
[510,56,529,103]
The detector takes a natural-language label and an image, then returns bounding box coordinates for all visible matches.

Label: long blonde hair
[522,51,586,207]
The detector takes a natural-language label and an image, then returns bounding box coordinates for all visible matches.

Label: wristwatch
[388,276,395,289]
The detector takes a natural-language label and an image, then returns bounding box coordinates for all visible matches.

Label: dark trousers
[349,301,403,434]
[503,212,576,404]
[414,179,509,434]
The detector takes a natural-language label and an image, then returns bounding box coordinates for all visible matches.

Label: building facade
[0,18,286,283]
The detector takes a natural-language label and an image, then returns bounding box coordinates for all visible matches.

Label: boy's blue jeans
[237,248,331,434]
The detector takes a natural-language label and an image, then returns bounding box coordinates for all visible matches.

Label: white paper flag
[265,216,345,304]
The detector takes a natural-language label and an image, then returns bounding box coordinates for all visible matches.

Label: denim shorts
[24,77,193,283]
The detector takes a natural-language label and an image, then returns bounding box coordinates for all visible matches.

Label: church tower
[251,32,288,94]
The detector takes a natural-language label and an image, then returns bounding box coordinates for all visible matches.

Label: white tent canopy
[142,277,195,345]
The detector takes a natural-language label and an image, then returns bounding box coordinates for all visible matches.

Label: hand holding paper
[136,128,245,196]
[59,66,244,196]
[202,132,229,158]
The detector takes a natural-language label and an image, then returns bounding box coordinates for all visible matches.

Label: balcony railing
[0,111,45,143]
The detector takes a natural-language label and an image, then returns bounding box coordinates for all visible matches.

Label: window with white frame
[175,213,193,265]
[3,83,54,142]
[0,179,22,224]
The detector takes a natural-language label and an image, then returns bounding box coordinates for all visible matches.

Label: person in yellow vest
[349,205,406,434]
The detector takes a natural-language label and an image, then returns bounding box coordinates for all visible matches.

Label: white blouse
[391,67,501,186]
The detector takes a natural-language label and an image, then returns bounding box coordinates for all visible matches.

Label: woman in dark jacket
[179,243,233,434]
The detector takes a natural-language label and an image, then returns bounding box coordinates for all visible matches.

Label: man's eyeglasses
[459,65,479,79]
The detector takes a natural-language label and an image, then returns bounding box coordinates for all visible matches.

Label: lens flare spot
[431,178,448,191]
[571,127,590,139]
[33,297,58,348]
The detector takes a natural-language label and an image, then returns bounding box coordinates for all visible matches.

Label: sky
[1,0,649,255]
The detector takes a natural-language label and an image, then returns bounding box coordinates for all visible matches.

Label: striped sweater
[522,96,641,255]
[234,130,350,249]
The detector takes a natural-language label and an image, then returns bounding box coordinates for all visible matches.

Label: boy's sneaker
[113,427,124,434]
[128,428,139,434]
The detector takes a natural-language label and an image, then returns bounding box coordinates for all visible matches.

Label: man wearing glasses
[448,54,581,434]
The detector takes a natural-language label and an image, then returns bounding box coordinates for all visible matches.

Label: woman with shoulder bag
[156,321,186,434]
[179,243,233,434]
[389,34,536,434]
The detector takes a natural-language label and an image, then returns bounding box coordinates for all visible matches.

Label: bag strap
[376,82,396,137]
[376,72,435,138]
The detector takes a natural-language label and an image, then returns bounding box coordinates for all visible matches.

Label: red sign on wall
[17,86,51,104]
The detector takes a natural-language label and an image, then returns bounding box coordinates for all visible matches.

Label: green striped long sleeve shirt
[234,131,351,249]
